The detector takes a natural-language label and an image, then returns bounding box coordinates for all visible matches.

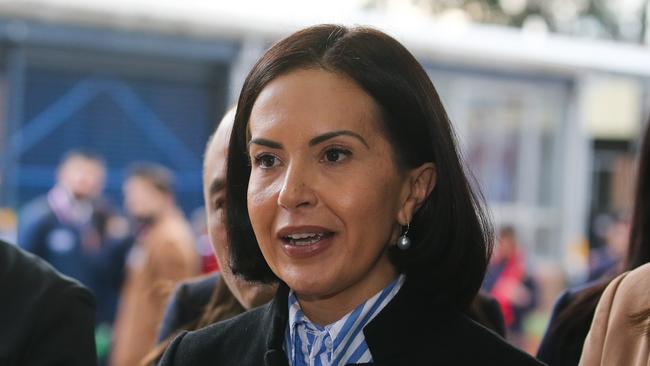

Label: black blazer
[159,278,545,365]
[0,240,97,366]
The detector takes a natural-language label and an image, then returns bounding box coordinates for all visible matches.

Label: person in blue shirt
[19,150,109,283]
[17,150,130,363]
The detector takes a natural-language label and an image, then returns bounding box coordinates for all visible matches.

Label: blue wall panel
[10,58,228,214]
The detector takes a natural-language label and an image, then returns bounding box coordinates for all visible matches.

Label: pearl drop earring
[397,223,411,250]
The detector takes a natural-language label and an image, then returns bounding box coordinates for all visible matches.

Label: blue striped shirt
[284,275,405,366]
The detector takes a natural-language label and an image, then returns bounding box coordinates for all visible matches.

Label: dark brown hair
[225,24,493,310]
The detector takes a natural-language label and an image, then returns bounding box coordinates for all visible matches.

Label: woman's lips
[277,226,335,259]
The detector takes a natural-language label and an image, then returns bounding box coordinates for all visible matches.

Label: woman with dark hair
[577,121,650,365]
[538,119,650,366]
[159,24,543,365]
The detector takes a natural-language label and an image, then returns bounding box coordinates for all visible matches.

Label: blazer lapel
[261,279,451,366]
[362,278,454,364]
[264,283,291,366]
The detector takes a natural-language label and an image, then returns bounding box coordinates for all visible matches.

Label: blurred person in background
[18,150,110,287]
[140,107,277,366]
[518,261,567,354]
[17,150,128,363]
[189,207,219,273]
[110,163,199,366]
[539,118,650,366]
[0,239,96,365]
[483,226,538,344]
[587,212,630,282]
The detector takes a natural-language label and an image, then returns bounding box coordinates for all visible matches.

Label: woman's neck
[296,256,398,327]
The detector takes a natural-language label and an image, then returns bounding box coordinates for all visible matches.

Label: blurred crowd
[0,19,646,365]
[1,119,639,365]
[8,151,215,365]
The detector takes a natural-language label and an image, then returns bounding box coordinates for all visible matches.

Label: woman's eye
[254,154,280,169]
[322,148,351,163]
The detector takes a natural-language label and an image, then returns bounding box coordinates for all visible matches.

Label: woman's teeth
[284,233,329,246]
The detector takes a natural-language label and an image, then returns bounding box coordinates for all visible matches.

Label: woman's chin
[285,278,334,299]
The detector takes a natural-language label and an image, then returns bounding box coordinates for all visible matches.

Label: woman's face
[247,68,413,304]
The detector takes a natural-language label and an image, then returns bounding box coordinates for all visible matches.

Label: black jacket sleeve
[0,240,97,366]
[157,331,189,366]
[23,284,98,366]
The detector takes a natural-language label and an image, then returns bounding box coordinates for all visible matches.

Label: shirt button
[325,338,332,349]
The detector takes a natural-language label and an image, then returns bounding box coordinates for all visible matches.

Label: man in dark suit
[17,150,129,356]
[0,239,97,366]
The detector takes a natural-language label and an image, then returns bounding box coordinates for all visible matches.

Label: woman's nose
[277,163,317,209]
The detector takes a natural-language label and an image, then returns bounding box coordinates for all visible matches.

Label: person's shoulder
[20,194,49,211]
[159,304,270,365]
[579,265,650,365]
[158,273,221,341]
[550,288,573,314]
[469,291,506,337]
[620,262,650,287]
[0,240,95,362]
[174,273,220,305]
[160,210,193,234]
[550,279,605,315]
[0,240,88,295]
[0,240,94,313]
[474,291,498,308]
[450,313,544,365]
[185,303,268,348]
[18,195,54,226]
[19,194,52,218]
[154,211,195,248]
[406,296,542,364]
[607,263,650,310]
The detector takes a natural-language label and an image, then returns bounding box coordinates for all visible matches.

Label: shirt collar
[285,274,405,365]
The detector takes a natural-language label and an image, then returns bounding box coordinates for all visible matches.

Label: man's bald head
[204,107,235,174]
[202,106,275,309]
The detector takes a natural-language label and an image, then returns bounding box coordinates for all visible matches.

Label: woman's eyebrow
[248,138,283,149]
[309,130,369,149]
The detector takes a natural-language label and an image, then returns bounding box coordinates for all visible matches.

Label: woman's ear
[397,162,436,225]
